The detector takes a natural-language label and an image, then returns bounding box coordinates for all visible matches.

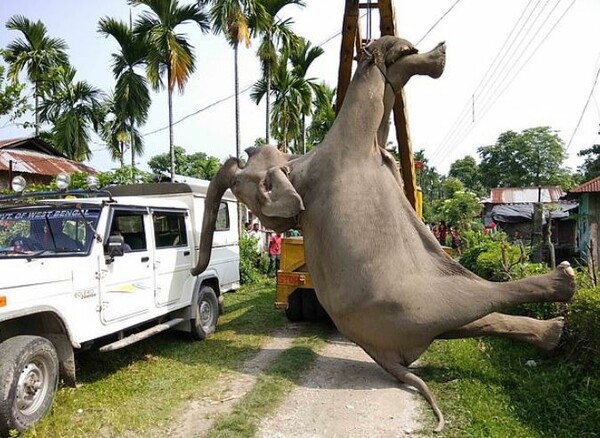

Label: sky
[1,0,600,176]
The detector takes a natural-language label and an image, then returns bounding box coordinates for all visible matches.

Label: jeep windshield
[0,206,101,258]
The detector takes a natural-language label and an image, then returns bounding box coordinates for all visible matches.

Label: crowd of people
[430,221,462,255]
[244,222,302,276]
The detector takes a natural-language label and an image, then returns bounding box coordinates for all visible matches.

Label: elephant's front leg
[437,312,565,351]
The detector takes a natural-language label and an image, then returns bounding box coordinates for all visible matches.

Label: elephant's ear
[261,167,304,218]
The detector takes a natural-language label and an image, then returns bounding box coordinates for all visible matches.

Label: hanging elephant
[191,36,575,432]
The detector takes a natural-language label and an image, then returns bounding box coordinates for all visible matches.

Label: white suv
[0,180,239,434]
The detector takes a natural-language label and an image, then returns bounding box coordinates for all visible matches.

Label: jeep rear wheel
[191,285,219,340]
[0,336,59,435]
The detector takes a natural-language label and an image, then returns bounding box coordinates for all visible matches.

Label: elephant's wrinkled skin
[192,36,576,432]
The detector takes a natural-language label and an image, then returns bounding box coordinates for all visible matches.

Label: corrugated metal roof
[570,175,600,193]
[490,186,564,203]
[0,137,97,175]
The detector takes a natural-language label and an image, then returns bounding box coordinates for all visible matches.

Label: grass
[21,280,300,437]
[418,337,600,437]
[206,326,329,438]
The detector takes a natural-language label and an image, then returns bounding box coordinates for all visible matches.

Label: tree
[3,15,69,135]
[478,127,571,188]
[98,17,151,169]
[208,0,267,160]
[147,146,221,180]
[442,177,464,198]
[99,93,143,167]
[39,65,105,161]
[251,39,321,153]
[287,38,323,153]
[306,81,335,147]
[448,155,485,196]
[255,0,303,144]
[577,144,600,181]
[0,63,30,126]
[413,149,444,222]
[439,191,483,229]
[132,0,210,180]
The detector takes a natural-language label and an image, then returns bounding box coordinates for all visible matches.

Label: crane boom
[335,0,419,212]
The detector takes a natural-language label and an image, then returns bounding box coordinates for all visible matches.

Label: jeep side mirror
[104,235,125,263]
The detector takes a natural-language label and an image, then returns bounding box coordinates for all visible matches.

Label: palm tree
[287,38,323,153]
[207,0,268,160]
[254,0,304,144]
[39,66,105,161]
[251,38,322,153]
[131,0,210,180]
[306,82,335,147]
[4,15,69,135]
[98,17,150,169]
[253,54,305,152]
[100,93,143,167]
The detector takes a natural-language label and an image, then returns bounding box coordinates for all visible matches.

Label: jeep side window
[110,213,147,251]
[153,211,188,248]
[216,202,229,231]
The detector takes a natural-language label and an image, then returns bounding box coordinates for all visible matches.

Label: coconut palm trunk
[265,67,271,144]
[168,66,175,181]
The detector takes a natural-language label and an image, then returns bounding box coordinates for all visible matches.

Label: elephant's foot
[537,316,566,350]
[550,261,577,302]
[496,261,576,306]
[437,313,565,351]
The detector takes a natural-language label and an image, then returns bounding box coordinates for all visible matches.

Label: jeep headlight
[11,175,26,193]
[56,173,71,190]
[86,175,99,190]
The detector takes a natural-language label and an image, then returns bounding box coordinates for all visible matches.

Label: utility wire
[430,0,540,162]
[566,55,600,151]
[431,0,573,166]
[140,15,365,138]
[416,0,463,46]
[436,0,563,165]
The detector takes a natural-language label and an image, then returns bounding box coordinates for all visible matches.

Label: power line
[566,54,600,151]
[432,0,540,161]
[437,0,563,165]
[430,0,574,167]
[416,0,463,46]
[140,17,357,138]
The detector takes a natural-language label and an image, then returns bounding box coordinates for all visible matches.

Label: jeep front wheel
[0,336,59,435]
[191,285,219,340]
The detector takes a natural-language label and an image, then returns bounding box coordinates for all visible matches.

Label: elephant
[191,36,576,432]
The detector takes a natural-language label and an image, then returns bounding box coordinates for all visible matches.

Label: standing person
[248,222,264,254]
[451,227,461,256]
[438,221,448,246]
[268,232,282,276]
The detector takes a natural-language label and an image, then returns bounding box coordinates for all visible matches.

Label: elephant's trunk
[191,157,239,276]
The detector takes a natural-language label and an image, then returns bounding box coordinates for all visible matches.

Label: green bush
[239,233,263,284]
[563,284,600,367]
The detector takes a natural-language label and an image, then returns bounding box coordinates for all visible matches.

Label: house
[483,186,578,260]
[569,176,600,264]
[0,137,97,190]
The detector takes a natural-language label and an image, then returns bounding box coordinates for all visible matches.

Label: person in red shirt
[268,232,282,276]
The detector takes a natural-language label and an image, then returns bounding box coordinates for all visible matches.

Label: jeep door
[151,209,193,307]
[100,207,154,323]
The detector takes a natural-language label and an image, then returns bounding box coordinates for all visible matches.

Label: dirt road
[257,334,424,437]
[170,327,424,437]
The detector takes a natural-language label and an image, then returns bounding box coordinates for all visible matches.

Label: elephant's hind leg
[437,312,565,351]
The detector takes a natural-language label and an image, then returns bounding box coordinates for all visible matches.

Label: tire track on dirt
[168,324,304,438]
[257,335,424,438]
